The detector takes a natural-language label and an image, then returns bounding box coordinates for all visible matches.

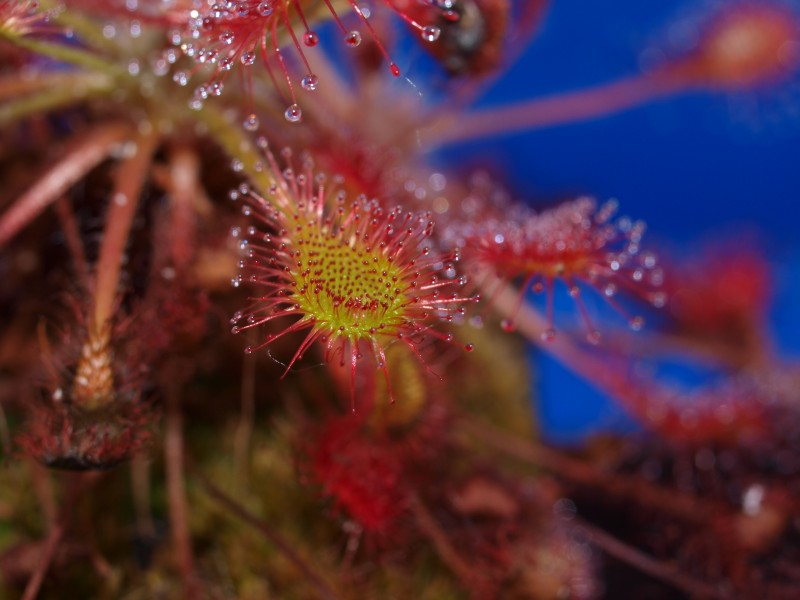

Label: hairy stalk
[92,129,157,332]
[190,461,341,600]
[0,123,133,247]
[461,415,724,524]
[475,273,609,381]
[476,272,670,416]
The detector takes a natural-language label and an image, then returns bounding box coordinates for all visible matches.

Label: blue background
[433,0,800,443]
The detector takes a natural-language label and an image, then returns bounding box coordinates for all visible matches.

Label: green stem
[0,32,125,77]
[0,75,113,126]
[42,0,121,53]
[0,71,110,101]
[194,104,279,200]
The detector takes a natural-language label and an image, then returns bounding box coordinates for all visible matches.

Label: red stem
[433,72,685,145]
[165,146,201,271]
[92,130,158,333]
[54,196,90,285]
[461,415,724,523]
[0,123,133,247]
[164,374,197,597]
[21,523,64,600]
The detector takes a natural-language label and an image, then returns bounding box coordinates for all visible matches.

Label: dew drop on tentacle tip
[421,25,441,42]
[257,1,273,16]
[301,74,319,91]
[469,315,483,328]
[344,30,362,47]
[243,113,259,131]
[173,71,189,86]
[285,104,302,123]
[501,319,516,332]
[541,328,556,342]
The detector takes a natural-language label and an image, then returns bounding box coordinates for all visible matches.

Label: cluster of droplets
[171,0,323,122]
[227,145,475,407]
[447,195,664,343]
[170,0,456,127]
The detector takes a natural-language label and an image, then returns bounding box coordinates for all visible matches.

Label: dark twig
[574,518,730,600]
[189,460,341,600]
[462,415,727,523]
[163,373,197,597]
[21,523,64,600]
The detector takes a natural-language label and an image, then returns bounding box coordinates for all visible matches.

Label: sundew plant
[0,1,799,598]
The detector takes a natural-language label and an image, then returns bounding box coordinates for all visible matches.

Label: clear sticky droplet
[257,1,273,16]
[243,113,259,131]
[303,31,319,47]
[173,71,189,86]
[442,9,459,22]
[421,25,441,42]
[284,103,302,122]
[301,74,318,91]
[501,319,516,332]
[541,328,556,342]
[344,30,362,47]
[469,315,484,328]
